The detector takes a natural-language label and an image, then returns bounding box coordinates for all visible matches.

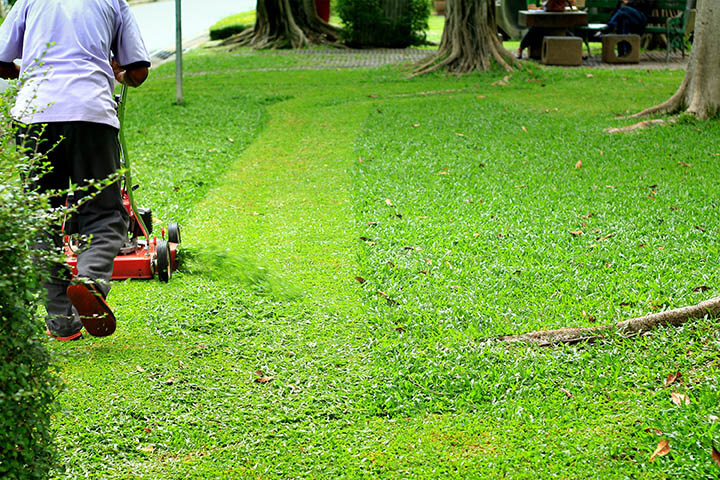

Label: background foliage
[337,0,430,47]
[0,85,60,479]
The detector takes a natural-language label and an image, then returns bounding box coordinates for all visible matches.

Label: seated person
[603,0,656,35]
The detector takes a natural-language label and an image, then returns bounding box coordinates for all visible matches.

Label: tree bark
[223,0,339,49]
[500,296,720,346]
[414,0,516,75]
[634,0,720,119]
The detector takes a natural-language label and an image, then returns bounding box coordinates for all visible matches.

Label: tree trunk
[634,0,720,119]
[415,0,515,75]
[224,0,339,49]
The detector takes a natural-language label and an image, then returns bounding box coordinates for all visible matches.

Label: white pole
[175,0,183,105]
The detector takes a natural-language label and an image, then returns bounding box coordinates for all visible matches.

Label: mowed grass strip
[47,49,720,479]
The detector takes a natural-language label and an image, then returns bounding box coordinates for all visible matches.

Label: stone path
[155,38,688,72]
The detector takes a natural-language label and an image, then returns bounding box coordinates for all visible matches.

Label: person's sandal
[46,329,83,341]
[66,283,116,337]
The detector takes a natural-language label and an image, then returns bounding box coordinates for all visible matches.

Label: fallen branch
[499,296,720,346]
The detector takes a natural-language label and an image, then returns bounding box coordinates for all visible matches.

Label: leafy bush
[337,0,430,47]
[209,11,256,41]
[0,84,60,479]
[209,24,250,41]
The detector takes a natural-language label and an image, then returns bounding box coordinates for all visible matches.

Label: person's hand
[111,59,123,80]
[110,59,148,88]
[0,61,20,80]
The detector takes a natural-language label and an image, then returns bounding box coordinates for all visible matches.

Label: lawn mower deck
[64,85,181,283]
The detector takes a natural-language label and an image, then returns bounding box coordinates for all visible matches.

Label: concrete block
[601,34,641,64]
[541,36,583,66]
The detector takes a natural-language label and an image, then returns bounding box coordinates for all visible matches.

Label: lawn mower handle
[117,85,151,241]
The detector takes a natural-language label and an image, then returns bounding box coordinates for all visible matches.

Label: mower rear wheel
[168,222,182,244]
[156,240,171,282]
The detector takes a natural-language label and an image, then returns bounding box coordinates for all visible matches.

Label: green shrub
[209,24,250,41]
[209,11,256,41]
[0,85,60,479]
[337,0,430,47]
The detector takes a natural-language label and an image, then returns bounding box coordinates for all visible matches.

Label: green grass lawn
[46,48,720,479]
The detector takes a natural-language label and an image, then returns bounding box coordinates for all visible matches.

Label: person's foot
[66,282,116,337]
[46,329,83,341]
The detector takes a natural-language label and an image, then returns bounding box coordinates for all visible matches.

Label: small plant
[337,0,430,47]
[0,83,60,480]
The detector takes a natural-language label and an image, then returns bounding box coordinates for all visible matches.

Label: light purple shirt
[0,0,150,129]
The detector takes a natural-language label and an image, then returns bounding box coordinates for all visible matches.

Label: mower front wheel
[156,240,171,282]
[168,222,182,244]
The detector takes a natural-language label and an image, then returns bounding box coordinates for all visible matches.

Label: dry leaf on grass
[664,372,682,387]
[570,230,583,236]
[355,276,365,284]
[385,198,394,207]
[575,160,582,169]
[712,447,720,468]
[254,370,274,384]
[136,365,146,373]
[140,445,155,453]
[670,392,690,406]
[649,439,670,462]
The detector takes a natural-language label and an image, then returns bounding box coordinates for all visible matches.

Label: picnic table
[518,10,588,59]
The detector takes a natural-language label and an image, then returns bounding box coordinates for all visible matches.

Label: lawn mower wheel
[156,240,171,282]
[168,222,182,244]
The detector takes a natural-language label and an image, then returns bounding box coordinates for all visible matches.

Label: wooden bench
[576,0,694,60]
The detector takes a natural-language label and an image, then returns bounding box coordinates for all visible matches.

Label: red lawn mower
[64,85,181,282]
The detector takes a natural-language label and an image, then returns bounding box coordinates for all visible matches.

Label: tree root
[221,29,254,47]
[631,70,689,118]
[499,296,720,346]
[412,51,460,76]
[604,118,669,134]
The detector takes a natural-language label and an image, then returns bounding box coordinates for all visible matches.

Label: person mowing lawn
[0,0,150,340]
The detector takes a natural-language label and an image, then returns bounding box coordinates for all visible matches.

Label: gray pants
[19,122,129,336]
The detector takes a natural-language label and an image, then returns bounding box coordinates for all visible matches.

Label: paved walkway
[157,41,688,71]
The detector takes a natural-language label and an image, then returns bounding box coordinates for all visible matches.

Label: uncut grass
[46,49,720,479]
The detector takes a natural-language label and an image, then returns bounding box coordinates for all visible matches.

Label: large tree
[415,0,516,75]
[635,0,719,119]
[224,0,339,49]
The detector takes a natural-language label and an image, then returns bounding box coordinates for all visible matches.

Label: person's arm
[0,61,20,80]
[0,0,28,77]
[111,59,148,87]
[112,2,151,88]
